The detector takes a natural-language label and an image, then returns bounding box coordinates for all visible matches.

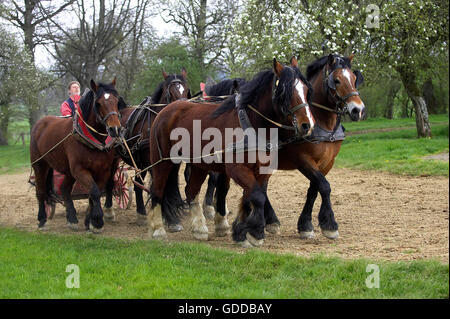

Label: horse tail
[158,164,185,225]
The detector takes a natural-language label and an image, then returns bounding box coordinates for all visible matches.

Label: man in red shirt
[60,81,81,116]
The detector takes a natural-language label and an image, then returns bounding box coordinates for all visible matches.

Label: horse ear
[290,56,298,68]
[232,79,239,92]
[354,70,364,88]
[162,70,168,80]
[273,58,284,78]
[348,53,355,63]
[327,54,335,67]
[111,76,117,87]
[90,79,98,93]
[181,68,187,79]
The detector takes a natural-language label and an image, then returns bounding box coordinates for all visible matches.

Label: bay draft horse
[30,78,123,232]
[215,53,366,241]
[108,69,190,226]
[185,77,248,219]
[148,57,315,246]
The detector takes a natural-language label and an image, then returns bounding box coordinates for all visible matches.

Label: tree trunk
[397,68,432,138]
[422,78,438,114]
[384,82,400,119]
[0,103,10,145]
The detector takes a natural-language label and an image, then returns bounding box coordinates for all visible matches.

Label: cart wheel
[45,201,56,220]
[113,167,133,210]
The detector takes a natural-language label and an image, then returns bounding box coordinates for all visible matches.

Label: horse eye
[334,79,340,85]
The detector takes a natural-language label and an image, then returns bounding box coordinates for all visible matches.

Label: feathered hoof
[215,227,230,237]
[203,205,216,220]
[37,224,48,232]
[103,207,116,223]
[237,239,253,248]
[89,223,103,234]
[66,222,80,231]
[265,223,280,235]
[151,227,167,240]
[168,223,184,233]
[192,230,209,241]
[246,232,264,247]
[136,213,148,226]
[299,230,315,239]
[321,229,339,239]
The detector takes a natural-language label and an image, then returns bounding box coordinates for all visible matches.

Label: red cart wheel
[113,167,133,209]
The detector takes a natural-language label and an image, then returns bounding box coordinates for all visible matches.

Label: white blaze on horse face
[104,93,110,100]
[342,69,353,87]
[177,83,185,95]
[295,79,314,128]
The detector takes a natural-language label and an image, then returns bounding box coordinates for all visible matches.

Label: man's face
[69,83,80,96]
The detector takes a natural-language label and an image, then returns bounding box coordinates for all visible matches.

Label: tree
[0,26,36,145]
[159,0,238,79]
[47,0,150,91]
[0,0,75,130]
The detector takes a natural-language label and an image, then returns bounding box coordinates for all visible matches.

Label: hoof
[192,230,209,241]
[215,227,230,237]
[151,227,167,240]
[265,223,280,235]
[38,225,48,231]
[66,222,79,231]
[246,232,264,247]
[203,205,215,220]
[168,224,183,233]
[103,207,116,222]
[136,213,147,226]
[214,215,230,237]
[89,223,103,234]
[237,239,253,248]
[299,230,315,239]
[322,229,339,239]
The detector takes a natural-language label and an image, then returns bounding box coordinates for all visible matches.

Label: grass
[0,227,448,299]
[342,114,449,132]
[0,144,30,174]
[336,123,449,176]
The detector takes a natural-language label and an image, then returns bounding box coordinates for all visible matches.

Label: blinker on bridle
[323,64,361,114]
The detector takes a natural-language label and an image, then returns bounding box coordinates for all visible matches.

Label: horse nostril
[351,108,359,115]
[301,123,310,132]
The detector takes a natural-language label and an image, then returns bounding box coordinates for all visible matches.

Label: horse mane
[79,82,120,120]
[212,66,311,118]
[205,78,247,96]
[151,73,188,103]
[306,54,352,81]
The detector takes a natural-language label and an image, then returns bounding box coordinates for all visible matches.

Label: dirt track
[0,167,448,263]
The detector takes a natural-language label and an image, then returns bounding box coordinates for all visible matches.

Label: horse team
[30,53,365,247]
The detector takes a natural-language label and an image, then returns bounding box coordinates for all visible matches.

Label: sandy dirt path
[0,167,448,263]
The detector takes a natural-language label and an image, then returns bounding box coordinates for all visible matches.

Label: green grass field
[0,228,447,299]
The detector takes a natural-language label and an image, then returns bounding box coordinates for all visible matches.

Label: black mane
[306,54,352,81]
[205,78,247,96]
[79,82,120,120]
[212,66,312,118]
[151,74,188,103]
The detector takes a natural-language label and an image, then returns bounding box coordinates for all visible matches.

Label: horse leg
[60,175,78,230]
[257,175,280,235]
[103,174,116,223]
[134,170,148,226]
[70,168,104,233]
[185,166,209,241]
[228,166,266,247]
[214,173,231,237]
[148,161,178,239]
[298,166,339,239]
[33,163,50,230]
[202,172,217,219]
[297,181,318,239]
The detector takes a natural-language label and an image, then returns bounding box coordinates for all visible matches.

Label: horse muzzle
[348,102,366,121]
